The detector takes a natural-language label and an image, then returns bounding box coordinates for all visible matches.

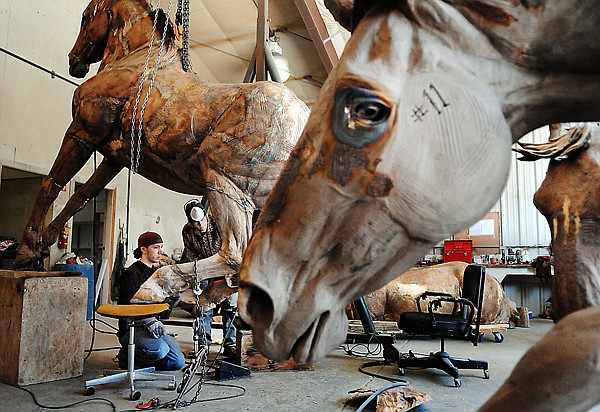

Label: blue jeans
[119,326,185,371]
[201,293,237,348]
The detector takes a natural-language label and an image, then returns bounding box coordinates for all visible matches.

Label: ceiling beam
[256,0,268,81]
[293,0,339,74]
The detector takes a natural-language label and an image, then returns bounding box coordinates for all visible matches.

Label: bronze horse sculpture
[346,261,513,325]
[237,0,600,364]
[480,123,600,411]
[14,0,309,297]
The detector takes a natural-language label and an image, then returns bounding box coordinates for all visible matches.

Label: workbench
[0,270,87,386]
[483,264,548,282]
[483,264,553,317]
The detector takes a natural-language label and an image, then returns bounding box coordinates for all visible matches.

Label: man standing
[181,198,237,359]
[117,231,185,370]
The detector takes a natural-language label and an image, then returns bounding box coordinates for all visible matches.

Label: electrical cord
[4,382,116,411]
[89,317,119,334]
[359,360,409,383]
[84,312,119,360]
[118,380,246,411]
[355,382,409,412]
[343,333,385,358]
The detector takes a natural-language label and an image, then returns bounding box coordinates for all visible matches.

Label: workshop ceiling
[180,0,350,107]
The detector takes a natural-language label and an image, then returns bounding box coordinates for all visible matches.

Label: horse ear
[324,0,354,32]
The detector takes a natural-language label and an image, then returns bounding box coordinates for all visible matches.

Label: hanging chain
[174,258,209,409]
[130,0,174,174]
[182,0,190,71]
[175,0,191,72]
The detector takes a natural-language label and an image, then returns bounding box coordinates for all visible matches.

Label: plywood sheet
[0,276,87,386]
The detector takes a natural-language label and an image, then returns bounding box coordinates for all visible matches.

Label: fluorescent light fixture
[269,41,290,82]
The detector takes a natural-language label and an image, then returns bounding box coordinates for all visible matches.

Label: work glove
[141,317,165,338]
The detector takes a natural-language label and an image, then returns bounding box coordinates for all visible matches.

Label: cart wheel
[493,332,504,343]
[168,381,176,390]
[383,344,400,363]
[484,369,490,379]
[454,378,461,388]
[130,390,142,401]
[84,386,95,396]
[398,368,405,376]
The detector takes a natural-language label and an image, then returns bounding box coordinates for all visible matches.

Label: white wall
[0,0,198,271]
[500,127,552,251]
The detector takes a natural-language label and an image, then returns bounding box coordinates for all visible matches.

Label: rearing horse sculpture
[237,0,600,365]
[14,0,309,289]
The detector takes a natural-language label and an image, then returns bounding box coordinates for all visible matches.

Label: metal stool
[84,303,176,400]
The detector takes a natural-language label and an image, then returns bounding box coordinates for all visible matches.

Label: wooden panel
[0,269,81,279]
[0,278,25,386]
[0,276,87,386]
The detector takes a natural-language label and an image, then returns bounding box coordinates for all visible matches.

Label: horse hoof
[12,258,45,271]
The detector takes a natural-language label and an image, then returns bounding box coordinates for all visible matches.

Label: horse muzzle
[68,54,90,78]
[238,280,348,363]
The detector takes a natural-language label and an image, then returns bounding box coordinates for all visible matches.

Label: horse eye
[332,88,391,148]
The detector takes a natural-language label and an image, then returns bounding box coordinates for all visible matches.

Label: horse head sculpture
[516,123,600,322]
[238,0,600,363]
[68,0,174,77]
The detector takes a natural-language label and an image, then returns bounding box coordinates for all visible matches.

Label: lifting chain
[130,0,174,174]
[206,182,254,214]
[174,258,209,409]
[176,0,191,72]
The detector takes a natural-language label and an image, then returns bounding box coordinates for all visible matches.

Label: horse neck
[394,1,600,141]
[428,1,600,139]
[501,72,600,140]
[100,3,175,69]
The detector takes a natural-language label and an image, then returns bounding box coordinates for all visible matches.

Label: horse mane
[148,7,177,47]
[514,123,592,162]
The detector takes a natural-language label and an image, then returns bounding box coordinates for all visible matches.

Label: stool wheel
[130,390,142,401]
[84,386,96,396]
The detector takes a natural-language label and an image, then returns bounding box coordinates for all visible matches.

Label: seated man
[117,231,185,370]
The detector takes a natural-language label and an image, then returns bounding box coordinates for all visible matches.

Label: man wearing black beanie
[116,231,185,370]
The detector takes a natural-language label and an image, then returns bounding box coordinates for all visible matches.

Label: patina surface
[14,0,309,302]
[347,261,513,324]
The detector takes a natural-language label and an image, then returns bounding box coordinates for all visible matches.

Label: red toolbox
[443,240,473,263]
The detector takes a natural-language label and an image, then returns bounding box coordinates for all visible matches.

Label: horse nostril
[241,285,275,332]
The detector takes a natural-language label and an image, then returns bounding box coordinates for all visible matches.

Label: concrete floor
[0,314,570,411]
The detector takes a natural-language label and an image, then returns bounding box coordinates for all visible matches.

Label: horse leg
[14,124,95,268]
[131,168,253,304]
[203,168,255,270]
[41,159,123,250]
[133,257,238,305]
